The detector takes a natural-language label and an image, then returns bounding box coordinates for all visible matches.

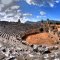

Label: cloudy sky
[0,0,60,23]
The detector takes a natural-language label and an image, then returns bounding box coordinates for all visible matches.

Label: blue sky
[18,0,60,22]
[0,0,60,23]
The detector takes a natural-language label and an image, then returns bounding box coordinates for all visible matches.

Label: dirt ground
[26,32,59,46]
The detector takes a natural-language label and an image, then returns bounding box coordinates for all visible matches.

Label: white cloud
[11,5,20,10]
[23,13,32,16]
[0,4,4,8]
[25,0,32,5]
[37,15,46,19]
[0,4,4,11]
[37,16,40,18]
[0,0,20,11]
[21,17,30,23]
[0,12,6,16]
[40,11,46,16]
[19,13,33,23]
[0,0,29,23]
[5,8,12,12]
[17,10,21,13]
[6,13,14,17]
[0,0,21,22]
[37,11,46,19]
[1,17,18,22]
[49,3,54,7]
[55,0,60,3]
[1,0,13,5]
[25,0,60,7]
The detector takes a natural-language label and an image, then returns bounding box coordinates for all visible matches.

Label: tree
[18,19,21,23]
[47,18,50,24]
[41,19,44,23]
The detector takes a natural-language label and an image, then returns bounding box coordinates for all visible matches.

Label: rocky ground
[0,21,60,60]
[0,39,60,60]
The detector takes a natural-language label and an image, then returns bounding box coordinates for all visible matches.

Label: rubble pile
[0,41,60,60]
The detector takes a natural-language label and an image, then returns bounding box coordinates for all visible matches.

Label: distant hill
[25,20,60,24]
[25,21,35,24]
[50,20,60,24]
